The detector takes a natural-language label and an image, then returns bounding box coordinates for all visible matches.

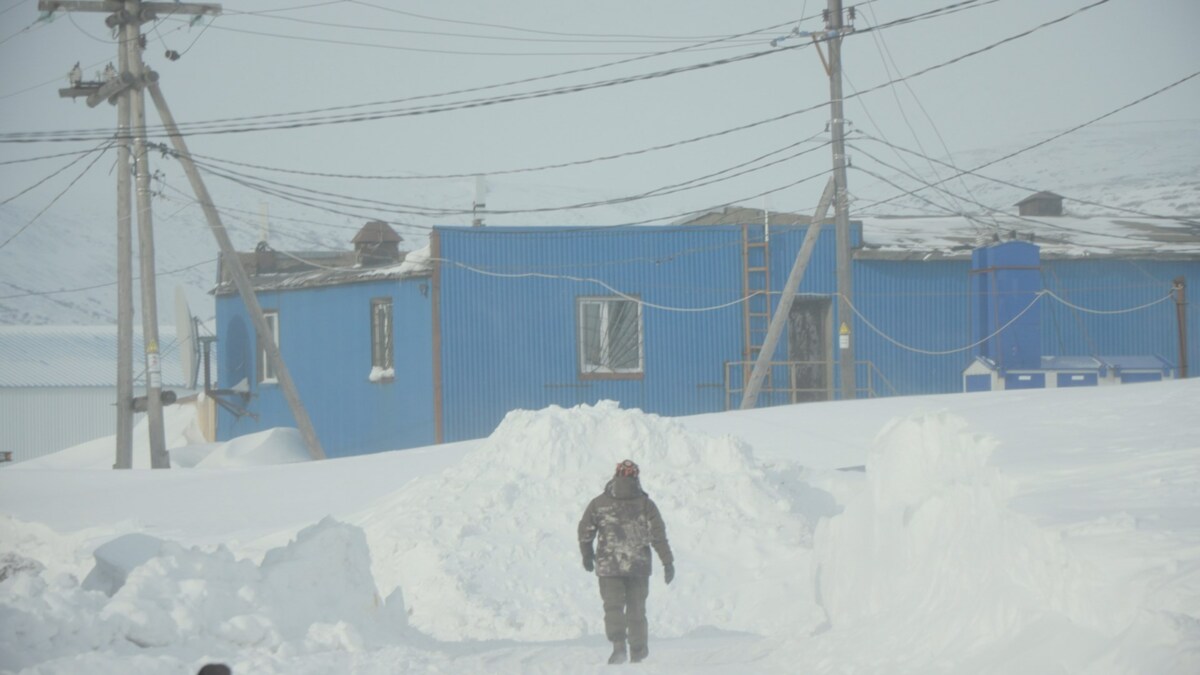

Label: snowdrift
[354,400,828,641]
[0,518,407,673]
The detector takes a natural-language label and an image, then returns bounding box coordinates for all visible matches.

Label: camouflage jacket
[578,476,674,578]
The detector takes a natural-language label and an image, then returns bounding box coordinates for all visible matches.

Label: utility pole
[114,21,133,469]
[147,81,326,460]
[826,0,857,400]
[739,178,835,409]
[125,0,169,468]
[42,0,223,469]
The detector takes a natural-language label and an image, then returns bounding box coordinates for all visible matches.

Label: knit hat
[614,459,639,478]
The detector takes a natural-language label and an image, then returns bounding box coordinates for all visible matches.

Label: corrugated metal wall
[0,387,124,462]
[849,257,1197,396]
[211,224,1197,455]
[215,277,434,458]
[1039,258,1196,366]
[437,226,788,443]
[853,259,973,395]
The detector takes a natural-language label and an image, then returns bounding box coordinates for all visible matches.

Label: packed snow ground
[2,380,1199,674]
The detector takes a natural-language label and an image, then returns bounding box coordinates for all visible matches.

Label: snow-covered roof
[213,246,431,296]
[857,214,1200,260]
[0,326,189,388]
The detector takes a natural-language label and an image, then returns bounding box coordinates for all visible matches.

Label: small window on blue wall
[257,310,279,384]
[370,298,394,381]
[577,296,643,379]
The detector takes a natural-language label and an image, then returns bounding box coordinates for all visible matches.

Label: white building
[0,326,192,463]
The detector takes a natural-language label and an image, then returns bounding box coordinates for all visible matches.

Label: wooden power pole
[42,1,325,461]
[739,178,835,409]
[827,0,857,400]
[44,1,223,467]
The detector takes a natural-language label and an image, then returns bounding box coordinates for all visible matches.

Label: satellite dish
[173,286,201,390]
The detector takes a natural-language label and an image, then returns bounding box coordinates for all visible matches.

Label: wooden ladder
[741,224,772,395]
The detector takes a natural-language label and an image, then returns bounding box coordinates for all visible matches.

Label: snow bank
[194,428,311,468]
[811,412,1200,673]
[13,406,311,470]
[0,518,407,673]
[354,400,827,641]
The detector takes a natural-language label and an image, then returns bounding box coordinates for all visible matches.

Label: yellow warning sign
[839,322,850,335]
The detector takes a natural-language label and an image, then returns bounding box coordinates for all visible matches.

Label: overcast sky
[1,0,1198,246]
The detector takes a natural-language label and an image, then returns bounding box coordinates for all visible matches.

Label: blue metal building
[214,217,1197,457]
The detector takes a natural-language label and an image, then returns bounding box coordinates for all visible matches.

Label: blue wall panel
[437,226,752,443]
[214,224,1198,456]
[216,277,433,458]
[1038,259,1197,373]
[852,259,972,396]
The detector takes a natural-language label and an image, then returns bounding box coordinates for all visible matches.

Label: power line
[854,131,1200,224]
[222,5,774,46]
[849,147,1158,245]
[0,147,98,166]
[857,67,1200,213]
[432,256,761,312]
[0,257,217,300]
[854,6,995,229]
[175,136,832,218]
[0,0,1042,143]
[158,116,826,184]
[1,140,109,204]
[0,141,113,250]
[841,289,1176,356]
[347,0,843,41]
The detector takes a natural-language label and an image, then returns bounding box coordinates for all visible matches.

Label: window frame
[576,295,644,380]
[257,310,279,384]
[370,297,395,375]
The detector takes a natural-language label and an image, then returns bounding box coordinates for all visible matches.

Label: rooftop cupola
[352,220,403,267]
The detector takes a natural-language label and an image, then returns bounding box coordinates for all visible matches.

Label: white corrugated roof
[858,215,1200,260]
[0,326,190,388]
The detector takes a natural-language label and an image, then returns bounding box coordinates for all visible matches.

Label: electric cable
[840,288,1175,356]
[849,146,1158,245]
[177,137,832,217]
[0,257,217,300]
[430,256,761,313]
[857,68,1200,213]
[854,131,1200,225]
[222,6,774,46]
[1,140,110,204]
[0,140,113,250]
[158,120,826,183]
[0,147,100,166]
[1,0,1061,143]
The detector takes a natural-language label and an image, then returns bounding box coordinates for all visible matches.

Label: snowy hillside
[1,379,1198,673]
[849,119,1200,217]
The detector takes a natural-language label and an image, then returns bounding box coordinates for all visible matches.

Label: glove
[580,542,595,573]
[663,562,675,585]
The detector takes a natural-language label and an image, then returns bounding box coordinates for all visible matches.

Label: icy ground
[2,379,1199,674]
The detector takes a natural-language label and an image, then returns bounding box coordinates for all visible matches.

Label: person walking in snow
[578,459,675,665]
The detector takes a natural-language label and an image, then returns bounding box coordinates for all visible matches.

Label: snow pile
[354,400,826,641]
[810,412,1197,672]
[13,404,312,470]
[0,518,407,673]
[192,427,311,468]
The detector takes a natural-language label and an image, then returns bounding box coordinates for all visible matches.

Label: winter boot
[608,640,628,665]
[630,645,649,663]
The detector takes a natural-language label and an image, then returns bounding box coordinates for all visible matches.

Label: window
[370,298,394,381]
[257,310,279,384]
[577,296,643,378]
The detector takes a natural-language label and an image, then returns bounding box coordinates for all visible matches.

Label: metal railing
[724,360,897,410]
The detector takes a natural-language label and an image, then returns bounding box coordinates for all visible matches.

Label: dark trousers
[598,576,650,649]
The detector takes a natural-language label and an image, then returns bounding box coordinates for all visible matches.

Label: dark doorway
[788,297,832,403]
